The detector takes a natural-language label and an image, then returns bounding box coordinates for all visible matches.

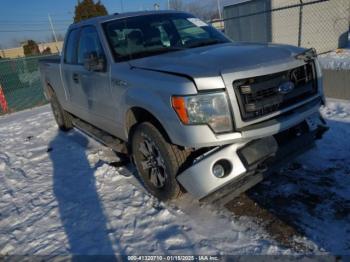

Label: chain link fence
[0,55,56,115]
[222,0,349,54]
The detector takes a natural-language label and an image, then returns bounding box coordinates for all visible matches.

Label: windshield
[103,13,230,61]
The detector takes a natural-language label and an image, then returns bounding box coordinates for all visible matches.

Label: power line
[0,29,68,32]
[0,20,72,23]
[0,21,71,25]
[0,24,71,29]
[0,18,72,23]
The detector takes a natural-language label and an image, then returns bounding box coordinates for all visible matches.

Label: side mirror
[84,51,106,72]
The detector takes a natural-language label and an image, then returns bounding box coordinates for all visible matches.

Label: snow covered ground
[0,99,349,256]
[319,48,350,70]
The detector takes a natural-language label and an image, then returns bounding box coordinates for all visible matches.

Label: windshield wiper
[187,39,224,48]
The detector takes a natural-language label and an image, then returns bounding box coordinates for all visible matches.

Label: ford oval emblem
[278,81,295,94]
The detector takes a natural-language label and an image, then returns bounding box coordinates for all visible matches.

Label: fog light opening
[212,159,232,178]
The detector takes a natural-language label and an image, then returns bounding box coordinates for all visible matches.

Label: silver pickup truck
[39,11,328,204]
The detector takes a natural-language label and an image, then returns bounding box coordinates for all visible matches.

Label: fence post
[298,0,303,47]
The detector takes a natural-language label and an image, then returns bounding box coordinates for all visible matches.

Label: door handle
[112,78,128,87]
[72,73,79,84]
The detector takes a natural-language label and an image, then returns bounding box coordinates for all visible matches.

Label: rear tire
[50,93,73,131]
[131,122,190,201]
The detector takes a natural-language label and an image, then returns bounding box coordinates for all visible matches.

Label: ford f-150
[39,11,328,204]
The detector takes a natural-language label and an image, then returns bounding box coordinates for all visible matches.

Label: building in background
[0,41,63,59]
[223,0,350,53]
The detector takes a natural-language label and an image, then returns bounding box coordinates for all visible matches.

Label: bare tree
[9,37,29,48]
[185,1,217,21]
[170,0,223,22]
[169,0,184,11]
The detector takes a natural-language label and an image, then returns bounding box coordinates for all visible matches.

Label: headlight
[171,92,233,133]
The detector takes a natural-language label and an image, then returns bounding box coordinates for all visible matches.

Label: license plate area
[306,112,321,131]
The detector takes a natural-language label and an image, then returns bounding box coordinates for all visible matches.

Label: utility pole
[48,14,58,43]
[217,0,222,20]
[48,13,60,54]
[120,0,124,12]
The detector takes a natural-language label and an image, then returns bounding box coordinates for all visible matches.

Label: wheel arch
[125,107,173,145]
[44,82,55,100]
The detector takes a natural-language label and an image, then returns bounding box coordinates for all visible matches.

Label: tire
[50,93,73,131]
[131,122,190,201]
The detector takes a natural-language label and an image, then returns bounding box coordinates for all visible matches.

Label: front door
[76,26,116,133]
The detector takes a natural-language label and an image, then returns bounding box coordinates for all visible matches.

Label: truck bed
[38,55,63,103]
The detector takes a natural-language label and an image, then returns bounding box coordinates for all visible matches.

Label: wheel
[50,92,73,131]
[131,122,190,201]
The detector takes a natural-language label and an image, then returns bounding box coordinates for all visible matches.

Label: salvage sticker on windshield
[187,18,208,27]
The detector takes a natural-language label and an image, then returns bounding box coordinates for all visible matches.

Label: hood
[129,42,306,90]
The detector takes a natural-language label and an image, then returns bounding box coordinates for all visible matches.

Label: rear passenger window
[64,29,80,64]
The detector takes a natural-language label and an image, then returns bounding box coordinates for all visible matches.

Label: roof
[69,10,185,30]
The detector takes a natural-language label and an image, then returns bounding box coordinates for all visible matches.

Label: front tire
[50,93,73,131]
[131,122,190,201]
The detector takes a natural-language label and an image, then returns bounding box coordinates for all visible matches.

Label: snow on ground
[227,98,350,255]
[319,48,350,70]
[0,106,289,256]
[0,99,349,256]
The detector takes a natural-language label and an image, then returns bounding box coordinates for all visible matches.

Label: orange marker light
[171,96,189,124]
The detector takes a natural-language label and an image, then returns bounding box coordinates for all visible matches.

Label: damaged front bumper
[177,112,329,205]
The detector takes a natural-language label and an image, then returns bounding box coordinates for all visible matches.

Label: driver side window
[77,26,105,65]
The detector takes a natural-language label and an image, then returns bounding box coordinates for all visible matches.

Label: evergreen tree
[74,0,108,23]
[95,1,108,16]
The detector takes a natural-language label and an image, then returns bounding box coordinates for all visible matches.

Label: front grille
[233,62,317,121]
